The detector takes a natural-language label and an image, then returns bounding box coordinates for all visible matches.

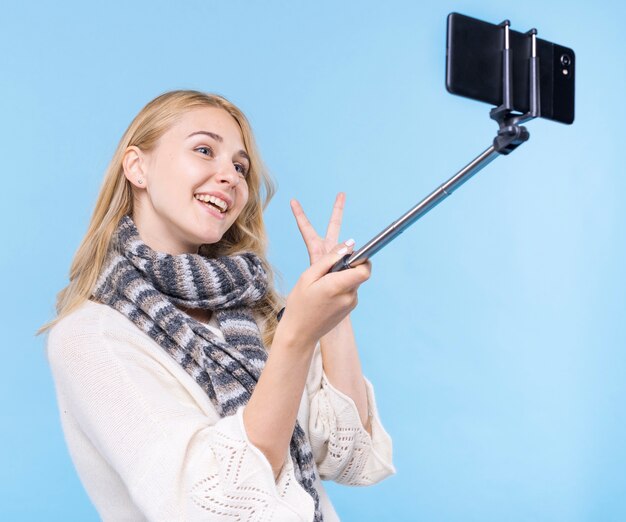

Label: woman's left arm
[319,314,371,433]
[290,193,371,433]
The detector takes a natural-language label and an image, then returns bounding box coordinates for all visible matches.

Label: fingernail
[337,247,348,255]
[345,238,355,247]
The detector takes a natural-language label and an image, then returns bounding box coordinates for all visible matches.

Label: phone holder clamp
[489,23,540,155]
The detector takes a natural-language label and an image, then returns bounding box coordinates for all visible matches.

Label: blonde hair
[38,90,284,347]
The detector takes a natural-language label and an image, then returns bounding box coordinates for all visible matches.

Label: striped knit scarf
[93,215,323,521]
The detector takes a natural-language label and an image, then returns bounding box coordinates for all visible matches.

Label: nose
[214,161,241,187]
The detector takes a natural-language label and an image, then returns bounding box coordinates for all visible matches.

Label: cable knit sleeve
[306,345,396,486]
[46,304,313,522]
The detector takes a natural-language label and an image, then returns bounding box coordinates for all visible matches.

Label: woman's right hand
[276,241,372,349]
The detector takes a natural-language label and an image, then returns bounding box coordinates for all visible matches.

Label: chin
[189,219,236,252]
[195,236,223,249]
[197,229,227,247]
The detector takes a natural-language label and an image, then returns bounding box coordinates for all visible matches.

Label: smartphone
[446,12,575,124]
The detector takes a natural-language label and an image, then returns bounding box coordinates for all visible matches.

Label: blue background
[2,0,624,520]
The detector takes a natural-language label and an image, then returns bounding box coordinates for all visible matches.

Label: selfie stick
[278,22,540,321]
[329,21,540,273]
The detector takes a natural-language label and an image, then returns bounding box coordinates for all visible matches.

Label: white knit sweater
[46,300,395,521]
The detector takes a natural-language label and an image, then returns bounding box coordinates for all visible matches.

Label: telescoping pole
[329,145,500,272]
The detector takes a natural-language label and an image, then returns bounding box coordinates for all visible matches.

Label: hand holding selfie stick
[278,22,540,321]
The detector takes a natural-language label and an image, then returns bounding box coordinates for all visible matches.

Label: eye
[195,146,213,156]
[234,163,249,178]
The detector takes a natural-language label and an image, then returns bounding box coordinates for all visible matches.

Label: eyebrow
[187,130,250,162]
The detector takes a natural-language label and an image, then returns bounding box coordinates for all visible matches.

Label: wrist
[320,314,351,342]
[272,320,317,356]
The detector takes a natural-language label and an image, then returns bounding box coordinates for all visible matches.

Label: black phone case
[446,13,575,124]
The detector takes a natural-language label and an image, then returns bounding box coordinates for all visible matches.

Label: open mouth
[194,194,228,214]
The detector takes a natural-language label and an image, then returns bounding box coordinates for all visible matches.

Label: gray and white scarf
[93,214,323,521]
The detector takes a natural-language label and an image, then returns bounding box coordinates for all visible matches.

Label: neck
[132,204,198,255]
[177,305,213,324]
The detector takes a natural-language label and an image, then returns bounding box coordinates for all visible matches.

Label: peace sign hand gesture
[290,192,351,265]
[277,191,371,347]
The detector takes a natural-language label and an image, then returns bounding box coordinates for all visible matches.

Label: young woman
[42,90,394,521]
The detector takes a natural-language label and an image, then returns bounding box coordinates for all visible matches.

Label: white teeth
[194,194,229,212]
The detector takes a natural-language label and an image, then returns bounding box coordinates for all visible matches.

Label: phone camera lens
[560,54,571,67]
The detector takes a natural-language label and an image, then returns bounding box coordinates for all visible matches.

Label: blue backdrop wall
[1,1,625,520]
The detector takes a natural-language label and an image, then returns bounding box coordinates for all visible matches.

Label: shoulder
[46,299,154,372]
[46,299,216,412]
[48,299,136,344]
[47,300,101,356]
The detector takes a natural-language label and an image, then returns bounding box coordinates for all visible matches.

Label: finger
[330,259,372,291]
[290,199,320,248]
[317,261,371,296]
[324,192,345,243]
[302,240,355,282]
[348,260,372,288]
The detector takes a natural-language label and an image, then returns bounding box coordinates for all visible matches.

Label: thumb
[303,241,354,282]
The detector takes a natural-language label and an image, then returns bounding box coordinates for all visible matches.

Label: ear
[122,146,148,189]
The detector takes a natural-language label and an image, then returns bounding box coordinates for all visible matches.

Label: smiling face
[123,107,250,254]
